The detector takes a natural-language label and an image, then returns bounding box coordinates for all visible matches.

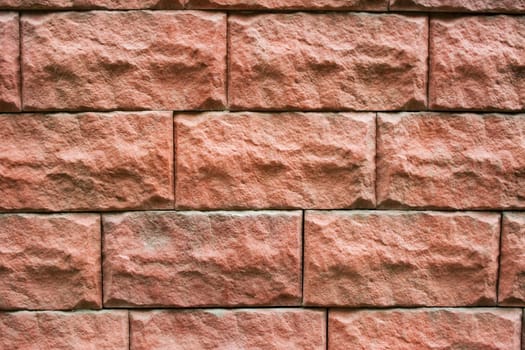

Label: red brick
[430,16,525,111]
[329,308,522,350]
[391,0,525,13]
[304,211,499,306]
[0,214,101,310]
[103,211,302,307]
[229,13,427,111]
[0,112,173,211]
[175,112,375,209]
[0,0,183,8]
[0,311,128,349]
[377,113,525,209]
[0,13,19,112]
[131,309,326,349]
[22,11,225,111]
[499,213,525,306]
[186,0,386,10]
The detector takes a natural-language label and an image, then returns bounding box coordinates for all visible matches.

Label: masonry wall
[0,0,524,349]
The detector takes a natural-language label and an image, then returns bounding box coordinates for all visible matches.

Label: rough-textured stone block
[0,0,183,8]
[0,311,128,349]
[377,113,525,209]
[229,13,427,111]
[0,13,19,111]
[391,0,525,13]
[329,308,522,350]
[131,309,326,350]
[22,11,225,111]
[175,112,375,209]
[186,0,386,10]
[304,211,499,306]
[430,16,525,111]
[103,211,302,307]
[0,112,173,211]
[0,214,101,310]
[499,213,525,306]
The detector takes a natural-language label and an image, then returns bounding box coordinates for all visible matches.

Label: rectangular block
[22,11,225,111]
[175,112,375,209]
[0,12,20,111]
[377,113,525,209]
[329,308,522,350]
[430,16,525,111]
[499,213,525,306]
[0,311,128,349]
[229,13,427,111]
[0,112,173,211]
[0,0,183,8]
[304,211,500,306]
[391,0,525,13]
[186,0,386,10]
[103,211,302,307]
[131,309,326,350]
[0,214,101,310]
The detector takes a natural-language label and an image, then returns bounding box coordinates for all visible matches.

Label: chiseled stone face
[430,16,525,111]
[329,308,522,350]
[103,211,302,307]
[175,112,375,209]
[0,112,174,211]
[499,213,525,306]
[391,0,525,12]
[304,211,500,306]
[0,12,20,112]
[0,0,183,8]
[186,0,386,10]
[0,214,101,310]
[0,311,129,350]
[377,113,525,209]
[22,11,225,111]
[229,13,427,111]
[131,309,326,350]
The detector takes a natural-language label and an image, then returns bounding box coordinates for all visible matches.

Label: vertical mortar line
[128,310,132,350]
[225,12,230,111]
[374,112,379,208]
[521,308,524,350]
[325,309,329,350]
[426,14,431,111]
[301,209,306,305]
[495,212,504,304]
[172,112,177,209]
[100,213,104,307]
[18,12,23,110]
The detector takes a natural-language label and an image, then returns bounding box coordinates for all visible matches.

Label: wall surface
[0,0,524,349]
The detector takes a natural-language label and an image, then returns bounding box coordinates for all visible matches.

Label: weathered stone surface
[304,211,499,306]
[131,309,326,349]
[229,13,427,111]
[175,112,375,209]
[0,311,128,349]
[499,213,525,306]
[0,112,173,211]
[103,211,302,307]
[0,214,101,310]
[186,0,386,10]
[0,0,182,8]
[377,113,525,209]
[22,11,225,111]
[0,13,19,112]
[430,16,525,111]
[329,308,522,350]
[391,0,525,13]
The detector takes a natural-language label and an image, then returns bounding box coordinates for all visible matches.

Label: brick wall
[0,1,524,349]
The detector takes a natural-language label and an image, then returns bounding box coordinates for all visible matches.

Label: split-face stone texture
[229,13,427,111]
[103,211,302,307]
[391,0,525,13]
[430,16,525,111]
[0,214,101,310]
[499,213,525,306]
[131,309,326,350]
[377,113,525,209]
[0,112,173,211]
[0,12,20,111]
[175,112,375,209]
[0,311,129,349]
[186,0,386,10]
[329,308,523,350]
[0,0,183,8]
[304,211,500,307]
[22,11,226,111]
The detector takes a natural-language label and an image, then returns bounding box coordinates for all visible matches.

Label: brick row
[1,210,524,310]
[1,12,524,112]
[0,308,522,349]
